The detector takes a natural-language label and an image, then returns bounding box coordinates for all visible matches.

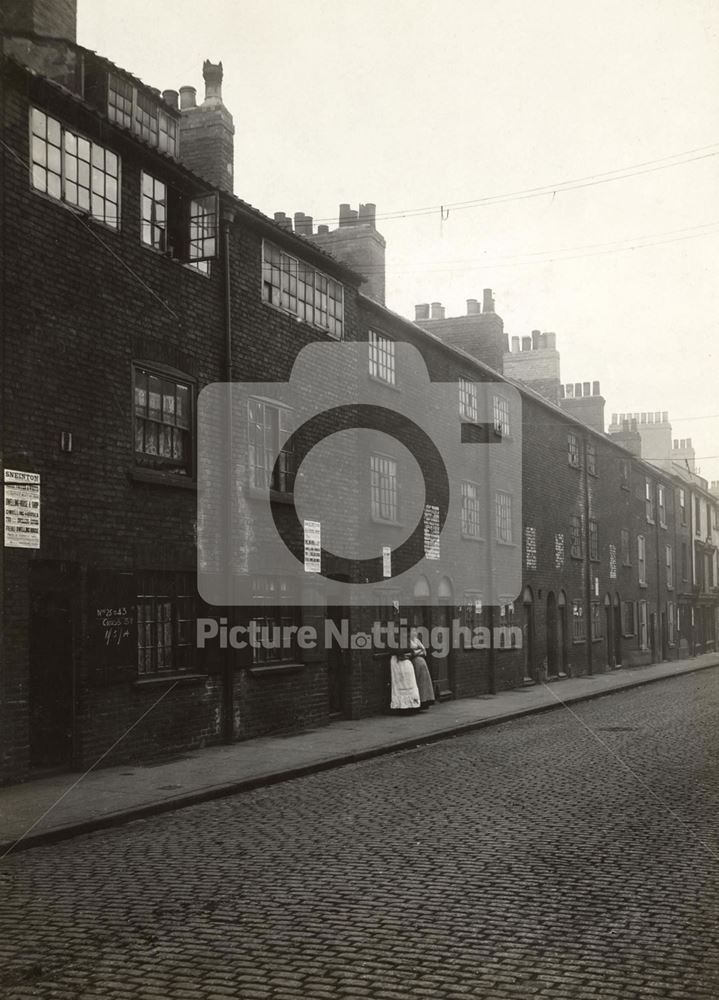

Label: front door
[29,562,76,768]
[605,604,613,668]
[613,604,622,666]
[432,602,453,700]
[327,604,348,717]
[546,594,557,676]
[523,601,535,681]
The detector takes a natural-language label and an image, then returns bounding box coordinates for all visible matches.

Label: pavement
[1,651,717,857]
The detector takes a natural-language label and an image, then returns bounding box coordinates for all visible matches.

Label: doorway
[546,592,557,676]
[604,594,613,669]
[613,594,622,667]
[523,586,535,682]
[29,561,77,768]
[557,591,568,675]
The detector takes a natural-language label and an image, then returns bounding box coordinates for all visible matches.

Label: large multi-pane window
[459,378,478,421]
[645,479,655,523]
[587,441,597,476]
[639,601,648,649]
[248,399,294,493]
[141,172,166,250]
[134,367,192,475]
[137,572,195,675]
[370,455,398,522]
[262,241,344,338]
[495,491,513,544]
[368,330,396,384]
[570,514,583,559]
[250,577,298,666]
[30,108,120,229]
[493,395,510,437]
[461,481,482,538]
[568,432,580,468]
[637,534,646,585]
[108,73,178,157]
[622,601,635,636]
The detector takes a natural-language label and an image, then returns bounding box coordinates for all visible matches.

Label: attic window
[107,73,178,158]
[262,240,344,339]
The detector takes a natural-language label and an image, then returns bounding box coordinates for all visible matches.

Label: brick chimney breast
[178,60,235,194]
[0,0,77,41]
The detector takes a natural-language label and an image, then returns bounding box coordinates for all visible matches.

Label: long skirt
[390,655,421,710]
[412,655,435,705]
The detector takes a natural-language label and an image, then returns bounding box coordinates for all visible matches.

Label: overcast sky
[79,0,719,481]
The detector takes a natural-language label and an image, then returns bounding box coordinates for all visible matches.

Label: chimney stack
[178,61,235,193]
[483,288,495,313]
[0,0,77,41]
[310,202,386,304]
[415,304,430,321]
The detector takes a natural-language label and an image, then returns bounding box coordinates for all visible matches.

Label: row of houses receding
[1,0,717,783]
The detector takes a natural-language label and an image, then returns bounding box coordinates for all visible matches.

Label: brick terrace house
[2,0,717,784]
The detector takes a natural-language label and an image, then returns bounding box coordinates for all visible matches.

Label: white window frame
[637,534,646,586]
[368,330,396,385]
[495,491,513,545]
[459,378,478,421]
[492,394,510,437]
[568,432,580,468]
[30,107,120,230]
[262,240,343,338]
[370,454,398,523]
[248,398,294,493]
[460,480,482,539]
[666,545,673,590]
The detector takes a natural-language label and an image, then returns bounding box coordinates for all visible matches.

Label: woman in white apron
[389,652,421,710]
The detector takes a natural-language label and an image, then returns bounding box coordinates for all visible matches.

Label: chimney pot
[583,382,590,397]
[466,298,480,315]
[521,336,531,352]
[532,330,541,351]
[358,203,377,227]
[511,336,520,352]
[415,303,430,321]
[179,86,197,110]
[560,385,566,399]
[430,301,443,320]
[482,288,495,313]
[593,381,600,396]
[318,224,329,235]
[574,383,582,398]
[162,89,179,110]
[202,60,224,104]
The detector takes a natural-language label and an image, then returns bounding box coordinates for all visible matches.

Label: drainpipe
[583,434,593,675]
[222,208,235,742]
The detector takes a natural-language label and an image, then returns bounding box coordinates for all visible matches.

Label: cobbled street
[2,671,719,1000]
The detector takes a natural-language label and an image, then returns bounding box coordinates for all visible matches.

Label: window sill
[495,540,517,548]
[368,374,400,392]
[639,582,648,589]
[134,672,207,688]
[261,298,342,340]
[461,532,485,543]
[131,468,196,490]
[249,662,304,677]
[269,489,295,505]
[370,515,405,528]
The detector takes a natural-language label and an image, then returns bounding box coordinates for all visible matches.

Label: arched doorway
[434,576,454,699]
[613,593,622,667]
[558,591,568,676]
[523,586,536,682]
[604,594,613,669]
[546,591,557,677]
[411,576,431,632]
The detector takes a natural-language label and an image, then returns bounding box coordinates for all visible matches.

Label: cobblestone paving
[2,671,719,999]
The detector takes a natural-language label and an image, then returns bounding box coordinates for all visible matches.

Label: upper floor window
[108,73,178,157]
[461,481,482,538]
[570,514,583,559]
[658,485,666,527]
[495,491,513,544]
[589,519,599,561]
[134,366,192,476]
[621,528,631,566]
[645,480,655,523]
[666,545,673,590]
[493,395,510,437]
[459,378,478,421]
[30,108,120,229]
[568,432,580,468]
[590,602,603,641]
[572,600,585,642]
[141,172,166,250]
[695,496,702,536]
[637,534,646,585]
[371,454,398,522]
[620,459,630,490]
[368,330,396,385]
[587,441,597,476]
[262,241,343,338]
[248,399,294,493]
[679,488,686,525]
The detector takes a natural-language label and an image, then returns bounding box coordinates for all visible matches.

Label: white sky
[79,0,719,480]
